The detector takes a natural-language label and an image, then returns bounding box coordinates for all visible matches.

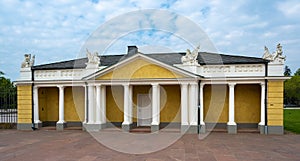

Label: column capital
[122,83,130,87]
[228,82,236,87]
[151,83,159,86]
[87,84,95,87]
[190,82,198,86]
[200,83,205,88]
[180,83,188,88]
[33,86,39,90]
[57,85,64,89]
[260,82,265,87]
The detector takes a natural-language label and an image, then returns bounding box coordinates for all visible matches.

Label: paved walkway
[0,129,299,161]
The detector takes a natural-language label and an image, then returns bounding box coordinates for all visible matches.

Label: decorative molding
[198,64,265,77]
[34,69,84,80]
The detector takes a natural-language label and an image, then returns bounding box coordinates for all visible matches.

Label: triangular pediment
[84,53,197,80]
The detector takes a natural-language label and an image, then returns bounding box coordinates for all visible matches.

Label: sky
[0,0,300,81]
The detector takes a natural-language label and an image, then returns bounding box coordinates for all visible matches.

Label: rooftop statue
[86,48,100,65]
[262,43,286,64]
[181,45,200,65]
[21,54,35,68]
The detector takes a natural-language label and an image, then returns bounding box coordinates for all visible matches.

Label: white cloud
[277,0,300,18]
[0,0,300,80]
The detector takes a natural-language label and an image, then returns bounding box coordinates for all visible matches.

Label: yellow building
[15,45,288,134]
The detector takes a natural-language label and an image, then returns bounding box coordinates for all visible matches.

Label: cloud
[277,0,300,18]
[0,0,299,80]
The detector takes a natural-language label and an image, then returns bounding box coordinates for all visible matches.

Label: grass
[284,109,300,134]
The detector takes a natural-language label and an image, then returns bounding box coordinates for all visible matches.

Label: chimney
[127,46,138,56]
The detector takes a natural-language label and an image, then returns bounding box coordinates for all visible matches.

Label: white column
[259,83,265,126]
[157,85,160,124]
[88,85,95,124]
[57,85,65,124]
[189,83,198,125]
[200,83,205,125]
[100,86,106,124]
[151,83,160,125]
[33,86,41,124]
[122,84,130,125]
[129,85,133,124]
[180,83,188,125]
[83,85,87,124]
[95,85,101,124]
[228,83,236,125]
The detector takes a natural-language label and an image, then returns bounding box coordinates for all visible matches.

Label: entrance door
[137,94,152,126]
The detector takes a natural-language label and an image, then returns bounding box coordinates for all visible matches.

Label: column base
[186,125,198,134]
[199,124,206,134]
[122,123,133,132]
[56,122,66,131]
[34,122,42,129]
[181,125,189,133]
[83,123,106,132]
[267,126,284,135]
[259,125,265,134]
[151,124,159,133]
[227,124,237,134]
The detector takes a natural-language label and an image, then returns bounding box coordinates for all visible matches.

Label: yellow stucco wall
[39,87,58,121]
[203,85,229,123]
[39,87,84,122]
[64,87,84,122]
[160,85,181,122]
[17,85,32,123]
[106,86,124,122]
[97,59,185,80]
[267,81,284,126]
[235,84,260,123]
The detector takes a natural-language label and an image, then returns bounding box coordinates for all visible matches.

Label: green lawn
[284,109,300,134]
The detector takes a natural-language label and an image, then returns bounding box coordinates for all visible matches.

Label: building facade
[15,44,288,134]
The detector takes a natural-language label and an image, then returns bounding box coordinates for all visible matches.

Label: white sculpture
[181,45,200,65]
[86,48,100,64]
[262,43,286,64]
[21,54,35,68]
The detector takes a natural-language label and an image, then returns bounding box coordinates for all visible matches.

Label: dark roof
[32,52,268,70]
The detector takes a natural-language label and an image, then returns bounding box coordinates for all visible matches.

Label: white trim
[83,53,199,80]
[265,76,290,80]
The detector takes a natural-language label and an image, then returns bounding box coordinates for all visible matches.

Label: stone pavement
[0,129,300,161]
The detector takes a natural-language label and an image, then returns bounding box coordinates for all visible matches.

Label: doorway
[137,94,152,126]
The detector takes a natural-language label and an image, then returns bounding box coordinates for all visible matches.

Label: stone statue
[262,46,273,60]
[21,54,35,68]
[181,45,200,65]
[86,48,100,64]
[262,43,286,64]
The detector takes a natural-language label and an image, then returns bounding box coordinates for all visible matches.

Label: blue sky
[0,0,299,81]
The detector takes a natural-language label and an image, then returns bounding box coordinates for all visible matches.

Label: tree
[294,68,300,76]
[284,66,292,76]
[284,75,300,105]
[0,71,16,109]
